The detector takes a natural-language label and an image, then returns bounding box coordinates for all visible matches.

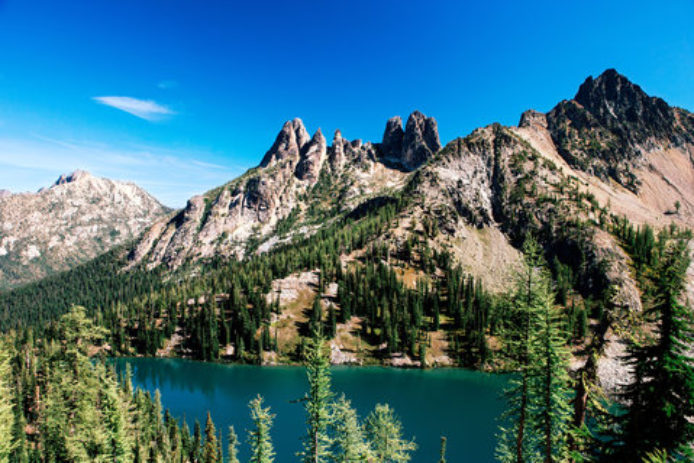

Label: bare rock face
[328,130,345,172]
[518,110,548,129]
[403,111,441,167]
[260,118,310,168]
[379,111,441,169]
[0,190,11,199]
[54,169,91,186]
[0,170,168,288]
[381,116,404,159]
[295,128,327,184]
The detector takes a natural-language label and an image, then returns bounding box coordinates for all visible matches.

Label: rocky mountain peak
[295,128,327,183]
[0,189,11,199]
[329,129,346,171]
[380,111,440,170]
[402,111,441,168]
[54,169,92,186]
[0,173,168,288]
[545,68,693,191]
[574,68,675,133]
[260,118,310,168]
[381,116,404,158]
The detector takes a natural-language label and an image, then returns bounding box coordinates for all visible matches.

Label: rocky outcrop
[328,130,345,172]
[260,118,310,168]
[381,116,404,159]
[54,169,91,186]
[402,111,441,167]
[0,171,167,288]
[518,110,547,129]
[129,115,411,270]
[295,128,327,183]
[379,111,441,169]
[0,190,10,199]
[546,69,694,191]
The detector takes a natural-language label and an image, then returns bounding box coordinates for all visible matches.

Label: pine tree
[202,412,219,463]
[364,404,416,463]
[248,395,275,463]
[300,336,333,463]
[0,340,15,463]
[616,239,694,459]
[192,420,202,462]
[330,395,371,463]
[495,237,545,463]
[227,426,240,463]
[530,279,572,462]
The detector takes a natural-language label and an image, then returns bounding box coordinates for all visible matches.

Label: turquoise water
[113,358,508,462]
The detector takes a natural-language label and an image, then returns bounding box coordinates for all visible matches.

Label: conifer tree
[330,395,371,463]
[0,340,15,462]
[248,395,275,463]
[227,425,240,463]
[309,295,324,337]
[364,404,416,463]
[202,412,219,463]
[616,239,694,459]
[496,237,545,463]
[192,420,203,462]
[530,277,572,462]
[439,436,447,463]
[300,335,334,463]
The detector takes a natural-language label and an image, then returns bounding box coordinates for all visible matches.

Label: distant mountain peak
[0,171,168,288]
[53,169,92,187]
[0,189,11,199]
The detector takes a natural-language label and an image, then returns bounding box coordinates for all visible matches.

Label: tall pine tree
[616,239,694,459]
[248,395,275,463]
[300,335,333,463]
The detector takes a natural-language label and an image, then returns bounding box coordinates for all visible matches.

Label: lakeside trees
[0,306,419,462]
[495,237,584,463]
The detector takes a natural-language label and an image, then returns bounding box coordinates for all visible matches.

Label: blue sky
[0,0,692,207]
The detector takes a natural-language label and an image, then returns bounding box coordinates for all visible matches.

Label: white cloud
[93,96,175,121]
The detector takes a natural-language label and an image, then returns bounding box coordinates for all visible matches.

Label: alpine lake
[113,358,508,462]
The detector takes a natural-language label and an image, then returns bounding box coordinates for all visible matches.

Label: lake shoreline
[113,357,509,462]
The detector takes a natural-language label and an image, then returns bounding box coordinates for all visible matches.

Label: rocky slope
[0,170,168,288]
[129,111,440,269]
[127,69,694,299]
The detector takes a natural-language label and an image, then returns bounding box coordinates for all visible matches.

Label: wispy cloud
[157,80,178,90]
[0,135,247,207]
[93,96,175,121]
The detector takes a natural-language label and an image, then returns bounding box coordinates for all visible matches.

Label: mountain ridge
[0,170,169,288]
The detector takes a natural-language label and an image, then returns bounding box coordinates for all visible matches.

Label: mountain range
[2,68,693,396]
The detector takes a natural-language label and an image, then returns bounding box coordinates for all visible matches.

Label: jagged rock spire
[260,118,310,167]
[380,111,440,170]
[295,128,327,183]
